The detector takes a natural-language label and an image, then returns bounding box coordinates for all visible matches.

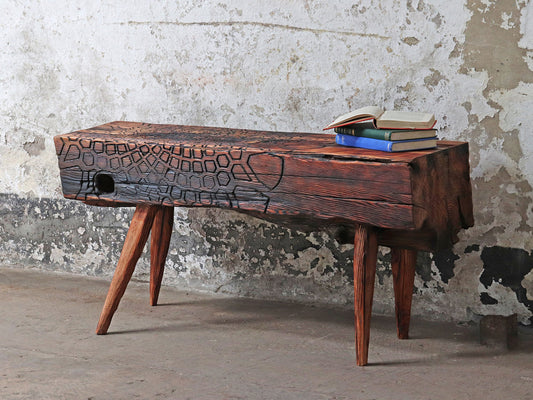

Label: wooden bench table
[54,121,474,366]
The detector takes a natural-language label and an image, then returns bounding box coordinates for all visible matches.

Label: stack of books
[323,106,437,152]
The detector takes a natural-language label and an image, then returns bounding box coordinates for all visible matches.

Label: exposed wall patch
[480,246,533,323]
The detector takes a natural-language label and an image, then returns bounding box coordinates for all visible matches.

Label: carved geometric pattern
[56,137,284,212]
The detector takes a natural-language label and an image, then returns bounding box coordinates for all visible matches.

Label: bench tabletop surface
[55,121,474,251]
[63,121,458,162]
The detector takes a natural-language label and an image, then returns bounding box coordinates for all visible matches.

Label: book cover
[324,106,383,130]
[334,126,437,141]
[335,133,437,152]
[376,110,436,130]
[324,106,436,131]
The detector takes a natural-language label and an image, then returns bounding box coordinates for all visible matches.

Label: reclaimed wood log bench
[54,121,474,366]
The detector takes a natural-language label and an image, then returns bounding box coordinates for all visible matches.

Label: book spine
[334,127,391,140]
[335,134,393,152]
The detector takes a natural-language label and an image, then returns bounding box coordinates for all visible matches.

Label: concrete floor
[1,266,532,400]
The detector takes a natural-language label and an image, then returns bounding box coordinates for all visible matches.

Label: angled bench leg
[353,224,378,366]
[391,248,417,340]
[150,206,174,306]
[96,204,158,335]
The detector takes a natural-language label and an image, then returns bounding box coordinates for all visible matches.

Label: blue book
[335,133,437,152]
[334,126,437,141]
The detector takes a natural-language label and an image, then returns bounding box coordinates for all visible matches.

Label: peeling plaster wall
[1,0,533,324]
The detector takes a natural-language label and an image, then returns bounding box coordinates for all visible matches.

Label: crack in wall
[114,20,391,40]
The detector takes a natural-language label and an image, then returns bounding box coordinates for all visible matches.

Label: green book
[334,126,437,141]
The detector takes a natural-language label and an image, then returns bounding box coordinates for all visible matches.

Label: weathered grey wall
[1,0,533,324]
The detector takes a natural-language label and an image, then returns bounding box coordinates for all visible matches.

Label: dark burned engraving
[56,136,284,213]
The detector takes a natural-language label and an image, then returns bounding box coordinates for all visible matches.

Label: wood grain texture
[409,142,474,249]
[54,121,474,242]
[96,204,157,335]
[150,206,174,306]
[54,122,475,366]
[391,248,417,340]
[353,224,378,366]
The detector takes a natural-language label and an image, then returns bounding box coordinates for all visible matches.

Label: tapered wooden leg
[96,204,158,335]
[353,224,378,366]
[391,248,417,340]
[150,206,174,306]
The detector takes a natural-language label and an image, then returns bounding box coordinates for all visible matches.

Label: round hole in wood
[94,173,115,194]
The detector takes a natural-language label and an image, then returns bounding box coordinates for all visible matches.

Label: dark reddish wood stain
[54,121,474,366]
[391,248,417,340]
[95,204,157,335]
[54,121,473,245]
[353,225,378,366]
[150,206,174,307]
